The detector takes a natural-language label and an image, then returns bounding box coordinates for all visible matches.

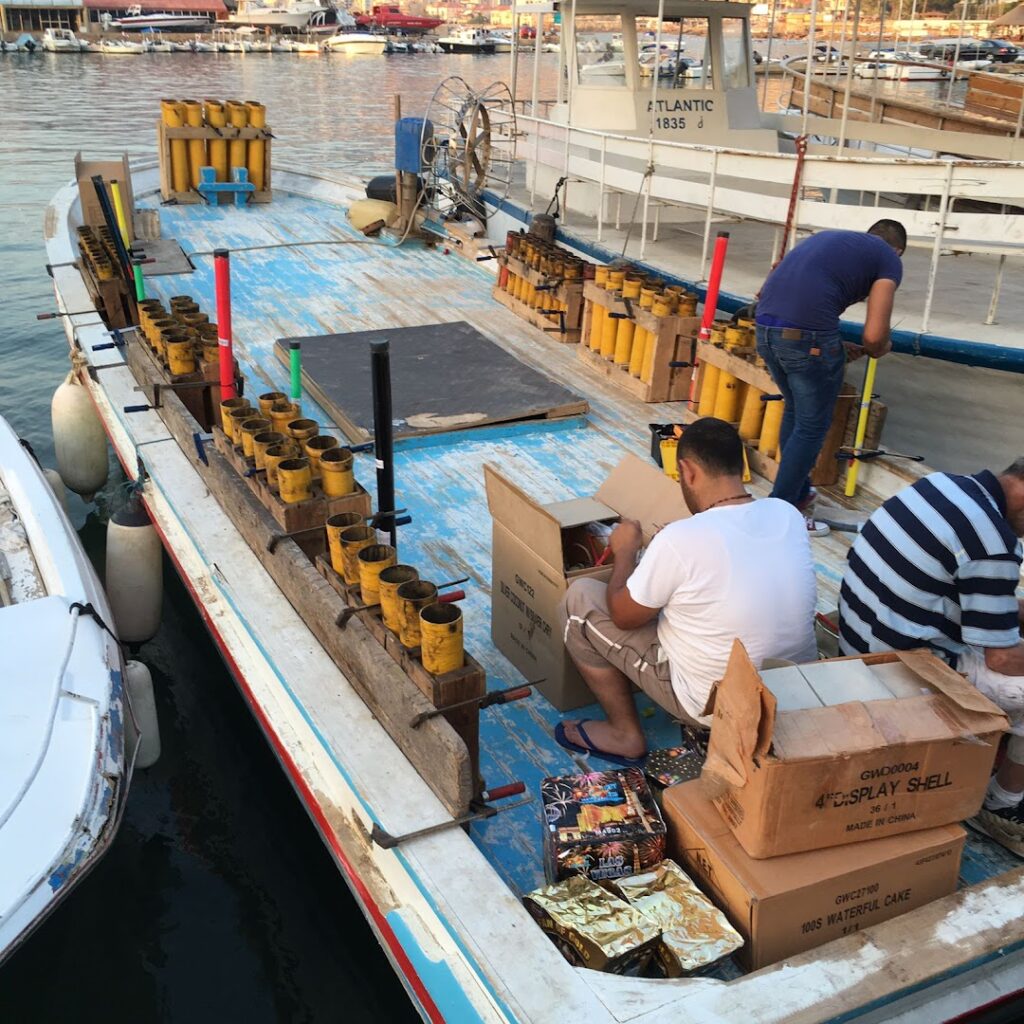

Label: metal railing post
[700,150,719,278]
[597,134,607,242]
[920,161,954,334]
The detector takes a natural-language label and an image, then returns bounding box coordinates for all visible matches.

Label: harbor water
[0,49,563,1023]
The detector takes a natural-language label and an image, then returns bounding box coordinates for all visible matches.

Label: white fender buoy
[106,502,162,644]
[125,660,160,768]
[51,372,108,501]
[42,468,69,513]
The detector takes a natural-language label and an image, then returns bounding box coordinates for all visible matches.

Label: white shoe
[805,516,830,538]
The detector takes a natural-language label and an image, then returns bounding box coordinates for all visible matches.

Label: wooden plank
[126,337,474,815]
[696,341,778,394]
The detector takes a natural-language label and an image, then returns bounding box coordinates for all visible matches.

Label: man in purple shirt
[755,220,905,535]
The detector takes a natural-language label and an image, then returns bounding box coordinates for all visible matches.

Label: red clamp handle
[481,781,526,802]
[438,589,466,604]
[499,686,532,704]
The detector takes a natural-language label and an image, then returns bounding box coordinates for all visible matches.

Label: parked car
[924,39,1019,63]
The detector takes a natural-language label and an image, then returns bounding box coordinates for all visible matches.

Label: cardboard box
[75,152,136,239]
[703,642,1007,858]
[485,453,687,710]
[542,769,667,884]
[664,781,965,971]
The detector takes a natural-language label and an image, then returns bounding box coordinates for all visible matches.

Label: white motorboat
[229,0,328,30]
[437,28,496,54]
[104,6,211,31]
[41,28,85,53]
[854,58,949,81]
[98,37,149,54]
[148,36,175,53]
[234,26,274,51]
[0,415,132,962]
[289,37,321,53]
[1,34,37,52]
[211,29,254,52]
[169,39,195,52]
[190,37,217,52]
[487,33,512,54]
[322,13,386,54]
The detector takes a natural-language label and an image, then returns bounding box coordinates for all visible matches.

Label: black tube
[370,340,396,548]
[91,175,132,282]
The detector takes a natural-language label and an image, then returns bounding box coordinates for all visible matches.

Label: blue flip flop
[554,720,646,769]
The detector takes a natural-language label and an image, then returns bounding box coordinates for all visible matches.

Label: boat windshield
[634,17,713,90]
[721,16,750,88]
[575,13,626,86]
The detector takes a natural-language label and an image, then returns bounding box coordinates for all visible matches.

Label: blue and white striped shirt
[839,471,1022,666]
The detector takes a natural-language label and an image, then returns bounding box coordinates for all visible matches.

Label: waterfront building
[0,0,84,32]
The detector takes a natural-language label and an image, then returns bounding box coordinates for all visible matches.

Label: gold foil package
[523,874,661,974]
[612,859,743,977]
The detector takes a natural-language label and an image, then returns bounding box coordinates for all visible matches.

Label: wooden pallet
[157,121,272,204]
[690,341,860,487]
[578,281,699,403]
[317,556,485,787]
[493,254,584,344]
[212,426,371,533]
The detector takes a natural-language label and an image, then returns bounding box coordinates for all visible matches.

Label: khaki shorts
[560,577,701,726]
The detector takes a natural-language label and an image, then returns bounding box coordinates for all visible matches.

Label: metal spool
[420,76,517,223]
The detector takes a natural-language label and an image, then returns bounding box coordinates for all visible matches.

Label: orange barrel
[277,457,312,504]
[239,417,271,458]
[304,434,339,481]
[396,579,438,649]
[220,397,252,438]
[320,447,355,496]
[226,100,248,179]
[420,603,464,675]
[339,525,378,586]
[252,430,287,470]
[183,99,206,189]
[325,512,364,576]
[378,565,419,632]
[357,543,397,604]
[160,98,189,194]
[245,100,266,191]
[204,99,228,182]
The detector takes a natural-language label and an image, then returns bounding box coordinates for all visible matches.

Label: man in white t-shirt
[557,417,817,766]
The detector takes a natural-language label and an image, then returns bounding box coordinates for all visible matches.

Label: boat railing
[518,112,1024,332]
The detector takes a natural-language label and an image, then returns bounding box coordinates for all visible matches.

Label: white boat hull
[0,416,130,962]
[229,10,318,29]
[322,33,386,54]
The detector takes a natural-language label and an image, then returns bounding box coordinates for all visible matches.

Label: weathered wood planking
[126,336,475,816]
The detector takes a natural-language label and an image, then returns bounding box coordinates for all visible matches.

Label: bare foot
[562,719,646,760]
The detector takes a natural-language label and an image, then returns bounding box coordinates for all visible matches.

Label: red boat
[354,5,443,32]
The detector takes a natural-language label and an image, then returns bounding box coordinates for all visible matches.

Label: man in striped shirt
[839,460,1024,854]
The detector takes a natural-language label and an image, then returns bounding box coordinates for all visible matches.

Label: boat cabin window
[575,14,627,87]
[634,17,713,90]
[721,17,751,89]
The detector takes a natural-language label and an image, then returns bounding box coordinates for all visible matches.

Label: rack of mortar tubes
[491,231,589,344]
[212,389,372,538]
[127,293,247,433]
[158,98,272,205]
[578,267,701,403]
[686,320,879,489]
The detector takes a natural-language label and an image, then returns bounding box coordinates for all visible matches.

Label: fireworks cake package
[542,769,667,884]
[611,859,743,977]
[523,874,661,974]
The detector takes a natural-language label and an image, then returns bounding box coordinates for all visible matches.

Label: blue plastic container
[395,117,433,174]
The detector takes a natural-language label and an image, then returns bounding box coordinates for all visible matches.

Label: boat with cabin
[40,0,1024,1017]
[0,414,133,962]
[41,28,85,52]
[228,0,328,30]
[104,6,212,31]
[97,36,149,54]
[322,12,386,55]
[438,27,497,54]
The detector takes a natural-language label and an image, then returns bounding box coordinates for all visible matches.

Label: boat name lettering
[647,99,714,113]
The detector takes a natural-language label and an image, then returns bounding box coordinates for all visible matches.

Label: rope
[620,163,656,260]
[186,238,375,258]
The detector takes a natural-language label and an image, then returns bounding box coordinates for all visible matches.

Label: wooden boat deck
[142,181,1019,955]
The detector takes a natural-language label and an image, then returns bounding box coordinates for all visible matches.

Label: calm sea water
[0,48,559,1024]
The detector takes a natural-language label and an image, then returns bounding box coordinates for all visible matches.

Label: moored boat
[41,28,85,53]
[97,36,149,54]
[438,27,496,54]
[322,13,386,55]
[0,414,133,962]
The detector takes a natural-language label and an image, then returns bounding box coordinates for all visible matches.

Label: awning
[82,0,227,12]
[991,3,1024,27]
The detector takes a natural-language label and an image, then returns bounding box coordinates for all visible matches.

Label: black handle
[123,404,150,414]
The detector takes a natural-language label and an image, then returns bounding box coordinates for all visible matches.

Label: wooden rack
[157,121,273,205]
[579,280,699,403]
[491,253,585,344]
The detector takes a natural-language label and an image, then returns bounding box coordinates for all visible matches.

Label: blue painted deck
[143,190,1018,952]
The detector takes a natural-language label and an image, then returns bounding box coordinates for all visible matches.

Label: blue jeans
[755,325,846,508]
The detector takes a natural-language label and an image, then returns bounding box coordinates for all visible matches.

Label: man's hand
[863,336,892,359]
[845,342,866,362]
[608,519,642,559]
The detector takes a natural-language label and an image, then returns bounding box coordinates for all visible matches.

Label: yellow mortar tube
[325,512,364,577]
[226,100,249,180]
[420,603,464,675]
[759,400,785,458]
[204,99,228,182]
[629,287,657,377]
[600,271,624,359]
[379,565,420,633]
[613,276,643,365]
[738,383,766,441]
[245,101,266,191]
[357,544,397,605]
[109,180,131,249]
[161,98,189,195]
[183,99,206,189]
[697,363,721,416]
[641,294,673,384]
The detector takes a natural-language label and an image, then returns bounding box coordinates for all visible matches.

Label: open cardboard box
[703,641,1008,859]
[75,153,136,240]
[664,780,965,971]
[485,453,687,710]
